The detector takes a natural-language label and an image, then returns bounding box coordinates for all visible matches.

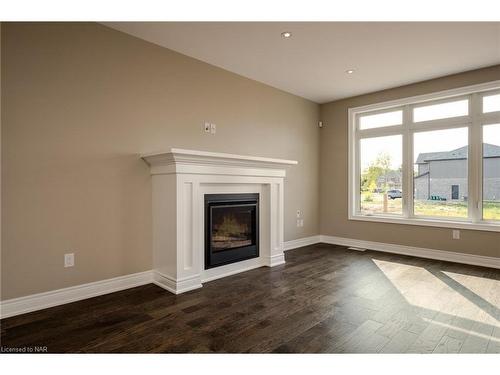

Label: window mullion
[469,93,482,223]
[402,105,412,219]
[354,132,361,215]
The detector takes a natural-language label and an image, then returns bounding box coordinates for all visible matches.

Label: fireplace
[143,148,295,294]
[205,193,259,269]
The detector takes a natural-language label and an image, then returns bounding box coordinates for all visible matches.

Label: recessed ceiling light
[281,31,292,39]
[346,69,355,74]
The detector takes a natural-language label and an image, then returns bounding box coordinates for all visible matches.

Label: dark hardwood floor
[1,243,499,353]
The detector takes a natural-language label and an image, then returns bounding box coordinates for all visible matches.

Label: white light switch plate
[452,230,460,240]
[64,253,74,267]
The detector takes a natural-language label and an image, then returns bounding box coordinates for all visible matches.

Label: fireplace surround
[142,148,297,294]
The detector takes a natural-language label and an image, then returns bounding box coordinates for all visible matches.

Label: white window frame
[348,80,500,232]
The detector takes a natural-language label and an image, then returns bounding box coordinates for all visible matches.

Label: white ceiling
[103,22,500,103]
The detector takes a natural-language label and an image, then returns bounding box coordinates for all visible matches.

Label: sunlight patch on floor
[422,317,500,342]
[372,259,500,329]
[443,271,499,303]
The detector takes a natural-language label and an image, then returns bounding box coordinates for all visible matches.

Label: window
[413,99,468,122]
[483,123,500,221]
[359,110,403,130]
[360,135,402,215]
[483,93,500,113]
[413,127,468,219]
[349,80,500,231]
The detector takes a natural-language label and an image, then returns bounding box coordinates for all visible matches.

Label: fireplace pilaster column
[264,180,285,267]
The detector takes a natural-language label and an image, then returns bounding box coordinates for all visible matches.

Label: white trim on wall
[153,271,202,295]
[2,235,499,319]
[0,270,153,319]
[284,235,500,269]
[283,235,321,251]
[319,235,500,269]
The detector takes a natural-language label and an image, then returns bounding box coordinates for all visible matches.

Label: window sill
[349,214,500,232]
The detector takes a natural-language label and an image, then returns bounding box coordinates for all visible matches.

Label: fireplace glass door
[205,193,259,269]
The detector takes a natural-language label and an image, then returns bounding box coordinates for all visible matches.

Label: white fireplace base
[142,149,297,294]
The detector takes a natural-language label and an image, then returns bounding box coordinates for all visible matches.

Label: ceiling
[103,22,500,103]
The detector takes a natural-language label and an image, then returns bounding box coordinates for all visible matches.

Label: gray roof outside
[376,169,402,182]
[416,143,500,164]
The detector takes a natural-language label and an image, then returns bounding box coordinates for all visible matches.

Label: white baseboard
[264,253,286,267]
[319,235,500,269]
[153,271,202,294]
[201,257,264,283]
[0,270,153,319]
[283,235,321,251]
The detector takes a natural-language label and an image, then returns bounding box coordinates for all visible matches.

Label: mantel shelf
[141,148,298,168]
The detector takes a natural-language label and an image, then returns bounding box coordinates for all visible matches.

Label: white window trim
[348,80,500,232]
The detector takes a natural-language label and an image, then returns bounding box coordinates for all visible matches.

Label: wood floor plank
[334,320,388,353]
[433,335,464,353]
[407,312,455,353]
[460,333,491,353]
[379,329,419,353]
[486,326,500,353]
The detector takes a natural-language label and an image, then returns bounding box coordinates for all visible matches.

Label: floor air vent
[347,246,367,251]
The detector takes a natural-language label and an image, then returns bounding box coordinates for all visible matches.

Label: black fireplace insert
[204,193,259,269]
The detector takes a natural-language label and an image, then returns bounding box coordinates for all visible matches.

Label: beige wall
[1,23,320,300]
[319,65,500,258]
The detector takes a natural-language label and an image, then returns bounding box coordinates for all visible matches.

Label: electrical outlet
[452,230,460,240]
[296,219,301,227]
[204,122,211,133]
[64,253,74,268]
[300,219,304,227]
[210,123,216,134]
[296,209,302,218]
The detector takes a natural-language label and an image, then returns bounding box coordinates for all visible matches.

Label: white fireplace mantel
[142,149,297,294]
